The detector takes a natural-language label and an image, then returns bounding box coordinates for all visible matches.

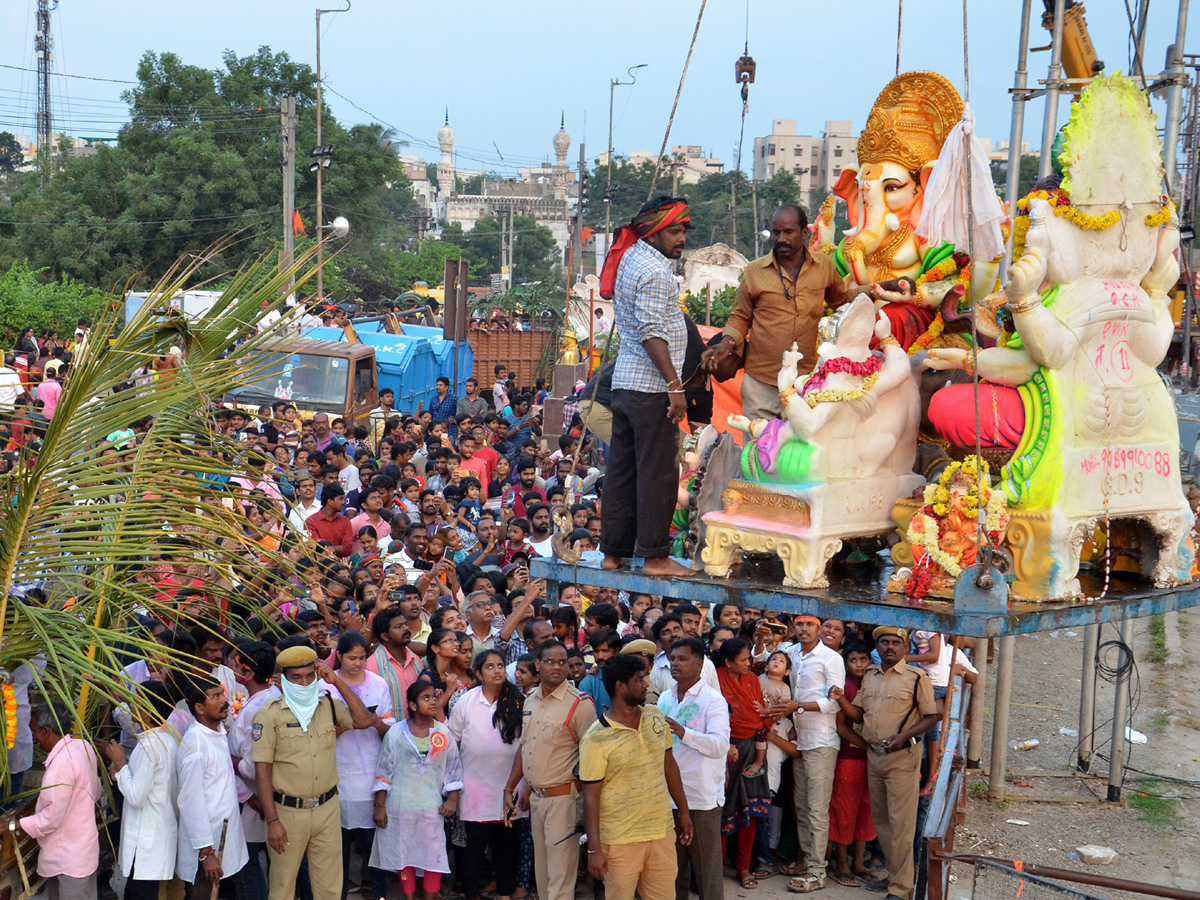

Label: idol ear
[833,168,861,228]
[835,295,877,351]
[910,163,936,230]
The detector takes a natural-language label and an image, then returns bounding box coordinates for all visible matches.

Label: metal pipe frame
[1163,0,1191,195]
[1106,617,1135,801]
[1077,623,1099,772]
[1038,0,1067,180]
[987,635,1016,800]
[967,645,987,768]
[939,855,1200,900]
[1002,0,1034,279]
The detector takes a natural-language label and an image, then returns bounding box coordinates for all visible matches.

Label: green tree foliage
[990,153,1041,201]
[684,284,737,328]
[0,260,109,344]
[441,214,559,282]
[0,132,21,175]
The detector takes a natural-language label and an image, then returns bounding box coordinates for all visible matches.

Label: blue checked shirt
[428,391,458,423]
[611,239,688,393]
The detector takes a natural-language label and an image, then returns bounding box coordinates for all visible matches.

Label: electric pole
[35,0,56,186]
[499,206,508,288]
[314,2,350,303]
[575,142,586,281]
[280,96,298,293]
[604,65,647,272]
[508,206,515,288]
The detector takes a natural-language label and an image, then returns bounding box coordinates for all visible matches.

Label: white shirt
[528,537,555,559]
[447,686,525,822]
[176,721,248,883]
[650,652,719,698]
[656,680,729,811]
[228,686,277,843]
[338,463,361,494]
[115,727,179,880]
[0,366,21,405]
[914,631,952,688]
[786,641,845,751]
[288,497,322,533]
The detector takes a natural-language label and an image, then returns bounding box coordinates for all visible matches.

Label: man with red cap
[598,196,693,577]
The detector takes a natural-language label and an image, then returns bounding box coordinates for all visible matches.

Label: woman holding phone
[334,630,392,900]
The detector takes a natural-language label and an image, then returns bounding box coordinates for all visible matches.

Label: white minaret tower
[553,113,571,202]
[437,110,456,211]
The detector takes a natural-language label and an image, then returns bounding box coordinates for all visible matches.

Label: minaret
[437,110,456,208]
[553,113,571,202]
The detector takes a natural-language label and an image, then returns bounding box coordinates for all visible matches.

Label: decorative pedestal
[702,473,923,588]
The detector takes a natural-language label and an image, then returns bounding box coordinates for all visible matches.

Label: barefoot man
[598,195,692,577]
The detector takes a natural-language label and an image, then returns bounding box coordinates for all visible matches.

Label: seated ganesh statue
[897,74,1194,599]
[700,296,924,588]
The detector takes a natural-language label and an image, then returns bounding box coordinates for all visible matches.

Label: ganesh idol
[811,71,1000,351]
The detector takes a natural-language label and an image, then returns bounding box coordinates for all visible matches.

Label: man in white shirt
[781,615,846,892]
[657,637,729,900]
[176,678,249,897]
[463,590,499,652]
[328,441,361,493]
[287,477,322,534]
[647,614,719,702]
[0,353,21,407]
[492,364,509,411]
[383,524,430,585]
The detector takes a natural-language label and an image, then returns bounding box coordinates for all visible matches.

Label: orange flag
[293,209,305,236]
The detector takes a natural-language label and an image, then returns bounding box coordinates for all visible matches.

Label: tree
[991,153,1041,201]
[0,132,21,175]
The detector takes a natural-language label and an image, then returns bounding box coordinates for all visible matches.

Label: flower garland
[908,312,946,355]
[915,257,958,287]
[905,456,1008,579]
[801,355,884,396]
[804,371,880,408]
[1145,198,1175,228]
[1016,189,1121,231]
[3,683,15,749]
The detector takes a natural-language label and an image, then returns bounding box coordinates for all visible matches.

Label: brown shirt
[852,661,936,744]
[519,680,597,788]
[723,250,850,384]
[251,693,353,797]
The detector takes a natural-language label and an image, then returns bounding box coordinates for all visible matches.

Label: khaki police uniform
[520,680,597,900]
[853,661,936,900]
[252,693,353,900]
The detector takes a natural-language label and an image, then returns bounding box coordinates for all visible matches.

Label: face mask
[280,676,320,731]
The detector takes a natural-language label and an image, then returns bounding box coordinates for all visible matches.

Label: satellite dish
[330,216,350,239]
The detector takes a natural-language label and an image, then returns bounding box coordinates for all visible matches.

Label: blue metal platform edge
[529,557,1200,637]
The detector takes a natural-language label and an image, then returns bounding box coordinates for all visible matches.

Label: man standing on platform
[598,196,693,577]
[831,627,937,900]
[701,205,849,420]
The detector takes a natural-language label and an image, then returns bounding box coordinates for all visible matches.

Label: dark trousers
[340,828,386,899]
[461,821,518,900]
[123,880,160,900]
[676,807,723,900]
[601,389,680,558]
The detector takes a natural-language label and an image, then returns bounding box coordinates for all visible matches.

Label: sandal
[743,762,766,779]
[738,872,759,890]
[751,864,778,880]
[856,874,889,893]
[786,873,827,893]
[831,872,859,888]
[777,860,805,877]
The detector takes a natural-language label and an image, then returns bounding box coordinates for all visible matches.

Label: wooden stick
[210,818,229,900]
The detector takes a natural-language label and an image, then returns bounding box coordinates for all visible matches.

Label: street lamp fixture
[605,64,648,263]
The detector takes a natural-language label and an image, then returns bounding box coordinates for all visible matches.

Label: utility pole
[1162,0,1191,195]
[314,2,350,303]
[498,207,507,287]
[508,206,515,288]
[1038,0,1066,180]
[280,96,298,293]
[605,65,647,271]
[575,142,586,281]
[751,173,761,257]
[35,0,56,186]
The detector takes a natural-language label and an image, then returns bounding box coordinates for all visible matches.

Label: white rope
[896,0,904,76]
[647,0,709,199]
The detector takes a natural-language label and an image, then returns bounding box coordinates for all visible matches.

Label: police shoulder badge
[252,722,263,741]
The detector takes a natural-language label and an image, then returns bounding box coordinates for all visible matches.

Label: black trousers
[461,821,517,900]
[601,389,680,559]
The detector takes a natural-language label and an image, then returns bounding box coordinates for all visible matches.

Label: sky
[0,0,1194,178]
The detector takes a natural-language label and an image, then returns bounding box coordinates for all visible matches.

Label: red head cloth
[599,200,691,299]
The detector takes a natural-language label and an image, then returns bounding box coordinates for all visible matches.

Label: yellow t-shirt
[579,705,674,845]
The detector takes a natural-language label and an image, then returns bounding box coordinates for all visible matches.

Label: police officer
[252,645,373,900]
[831,627,937,900]
[502,640,597,900]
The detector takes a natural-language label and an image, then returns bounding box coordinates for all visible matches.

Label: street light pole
[604,64,646,268]
[315,1,350,303]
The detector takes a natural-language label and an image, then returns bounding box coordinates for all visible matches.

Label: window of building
[794,146,802,156]
[768,144,775,156]
[834,147,843,158]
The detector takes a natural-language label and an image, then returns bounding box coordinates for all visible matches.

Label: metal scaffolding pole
[987,635,1016,800]
[1002,0,1034,279]
[1163,0,1191,195]
[1106,618,1135,801]
[1038,0,1067,180]
[966,642,988,769]
[1077,623,1099,772]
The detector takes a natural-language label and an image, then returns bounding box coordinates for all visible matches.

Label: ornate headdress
[856,71,964,172]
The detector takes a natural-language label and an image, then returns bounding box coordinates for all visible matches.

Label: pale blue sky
[0,0,1193,175]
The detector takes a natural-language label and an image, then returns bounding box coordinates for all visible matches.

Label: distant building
[434,114,574,252]
[595,144,723,184]
[976,138,1036,163]
[753,120,858,193]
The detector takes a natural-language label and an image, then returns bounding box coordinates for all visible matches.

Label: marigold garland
[1016,189,1121,232]
[905,456,1008,579]
[3,684,16,749]
[803,371,880,408]
[915,257,958,287]
[908,313,946,355]
[1145,198,1175,228]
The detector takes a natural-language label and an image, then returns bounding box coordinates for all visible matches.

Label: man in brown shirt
[703,205,850,420]
[832,627,937,900]
[503,641,597,900]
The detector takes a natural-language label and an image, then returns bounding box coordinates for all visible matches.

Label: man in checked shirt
[597,196,693,577]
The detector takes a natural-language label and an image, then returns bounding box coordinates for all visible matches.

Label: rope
[896,0,904,76]
[647,0,709,199]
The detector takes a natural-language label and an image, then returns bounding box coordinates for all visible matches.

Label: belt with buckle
[531,782,575,799]
[273,786,338,809]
